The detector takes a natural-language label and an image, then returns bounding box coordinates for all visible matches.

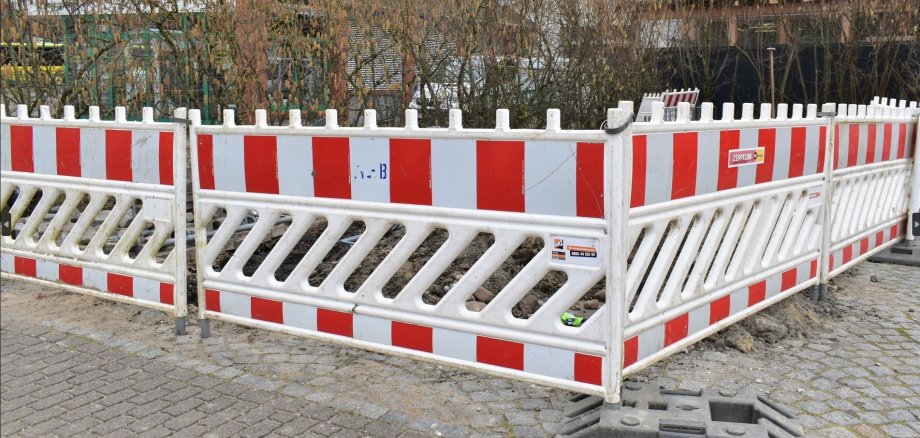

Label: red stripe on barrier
[832,125,840,170]
[576,142,605,217]
[574,354,602,386]
[663,313,689,347]
[781,269,797,291]
[391,321,433,353]
[847,124,859,168]
[631,135,647,208]
[59,264,82,285]
[476,140,524,212]
[251,297,284,324]
[882,124,893,160]
[817,126,826,174]
[875,230,884,247]
[159,283,174,305]
[56,127,81,177]
[755,128,776,184]
[10,125,34,172]
[843,246,853,264]
[671,132,698,199]
[105,130,133,182]
[13,257,36,277]
[717,130,740,191]
[789,127,806,178]
[159,132,174,185]
[890,224,899,239]
[710,295,730,324]
[197,135,215,190]
[830,254,836,271]
[897,123,907,159]
[810,259,817,279]
[623,337,638,367]
[748,281,766,306]
[243,135,280,194]
[317,308,353,337]
[476,337,524,370]
[312,137,351,199]
[107,273,134,297]
[390,138,432,206]
[860,238,869,255]
[205,289,221,312]
[865,124,877,164]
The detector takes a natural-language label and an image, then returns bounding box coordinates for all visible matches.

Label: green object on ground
[561,312,584,327]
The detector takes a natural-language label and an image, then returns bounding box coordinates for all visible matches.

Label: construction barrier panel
[825,100,917,278]
[190,107,621,396]
[0,104,189,333]
[621,101,828,375]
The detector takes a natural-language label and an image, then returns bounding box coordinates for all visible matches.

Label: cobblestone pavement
[1,261,918,437]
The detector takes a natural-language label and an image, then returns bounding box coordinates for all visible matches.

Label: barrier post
[604,103,633,403]
[814,102,837,302]
[188,109,211,338]
[172,107,189,335]
[908,108,920,242]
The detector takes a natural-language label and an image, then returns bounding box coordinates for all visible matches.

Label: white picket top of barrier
[0,104,189,322]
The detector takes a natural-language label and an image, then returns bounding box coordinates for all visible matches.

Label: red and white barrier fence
[821,99,918,282]
[189,107,619,396]
[2,93,915,403]
[186,96,917,403]
[0,104,189,333]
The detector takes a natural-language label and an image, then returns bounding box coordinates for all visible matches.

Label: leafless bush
[2,0,916,126]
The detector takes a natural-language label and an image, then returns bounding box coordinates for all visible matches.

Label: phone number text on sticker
[550,236,600,267]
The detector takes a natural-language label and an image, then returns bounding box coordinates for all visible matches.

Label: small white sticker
[143,197,173,222]
[550,236,600,267]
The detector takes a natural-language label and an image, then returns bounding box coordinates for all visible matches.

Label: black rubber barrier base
[558,381,804,437]
[868,239,920,267]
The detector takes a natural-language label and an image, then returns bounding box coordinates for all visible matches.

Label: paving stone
[882,424,918,438]
[309,421,342,437]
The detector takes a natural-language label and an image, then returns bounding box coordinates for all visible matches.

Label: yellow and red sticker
[727,147,765,167]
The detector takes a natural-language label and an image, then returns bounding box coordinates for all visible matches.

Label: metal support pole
[188,109,211,338]
[173,107,189,335]
[907,111,920,243]
[767,47,776,117]
[603,102,633,404]
[814,103,837,302]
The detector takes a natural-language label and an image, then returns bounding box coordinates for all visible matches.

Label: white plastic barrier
[620,101,827,373]
[0,104,189,333]
[824,100,917,278]
[190,107,628,398]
